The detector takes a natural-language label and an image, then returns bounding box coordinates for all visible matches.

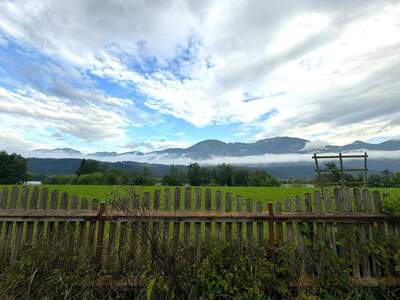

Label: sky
[0,0,400,155]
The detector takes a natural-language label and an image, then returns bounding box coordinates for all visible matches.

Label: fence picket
[315,191,325,248]
[107,201,118,268]
[236,196,243,245]
[295,196,304,254]
[205,189,212,241]
[0,188,5,239]
[275,202,283,244]
[118,198,128,259]
[256,201,263,244]
[194,188,201,259]
[246,199,253,242]
[1,187,13,259]
[36,187,48,243]
[173,188,181,245]
[79,198,88,253]
[11,187,28,263]
[184,188,191,244]
[225,193,232,241]
[88,199,98,256]
[304,193,314,247]
[284,199,293,242]
[46,190,59,246]
[324,191,335,252]
[57,192,69,245]
[26,187,38,244]
[153,190,161,242]
[163,189,171,243]
[215,191,222,240]
[354,189,371,277]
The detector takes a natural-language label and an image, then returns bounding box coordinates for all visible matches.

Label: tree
[76,159,103,176]
[233,168,250,186]
[162,165,182,186]
[0,151,27,184]
[248,169,280,187]
[187,163,202,186]
[213,164,234,186]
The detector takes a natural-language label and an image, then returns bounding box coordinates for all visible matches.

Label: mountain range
[32,137,400,160]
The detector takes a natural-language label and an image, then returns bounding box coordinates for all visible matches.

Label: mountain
[88,151,119,157]
[324,140,400,152]
[153,137,310,159]
[27,137,400,161]
[32,148,83,156]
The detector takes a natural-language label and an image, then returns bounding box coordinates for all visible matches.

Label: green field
[1,184,400,213]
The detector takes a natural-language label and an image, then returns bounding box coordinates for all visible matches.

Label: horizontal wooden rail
[317,168,368,173]
[312,154,368,159]
[1,208,399,223]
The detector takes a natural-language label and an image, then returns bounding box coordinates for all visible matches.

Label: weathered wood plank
[107,201,118,268]
[1,187,13,259]
[215,191,222,240]
[246,199,253,241]
[275,202,283,244]
[225,193,232,241]
[184,188,191,244]
[0,209,398,222]
[354,189,370,277]
[88,199,98,256]
[68,194,78,252]
[205,189,212,241]
[163,189,170,244]
[256,201,263,244]
[285,199,293,242]
[194,188,201,259]
[57,192,69,243]
[152,191,161,243]
[36,187,48,243]
[236,196,243,245]
[295,196,304,254]
[304,193,314,247]
[11,187,27,263]
[25,186,39,244]
[314,191,325,248]
[46,190,59,246]
[78,198,88,253]
[173,188,180,245]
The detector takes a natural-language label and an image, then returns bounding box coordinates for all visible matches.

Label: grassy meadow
[1,184,400,213]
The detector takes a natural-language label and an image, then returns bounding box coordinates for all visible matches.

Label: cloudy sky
[0,0,400,154]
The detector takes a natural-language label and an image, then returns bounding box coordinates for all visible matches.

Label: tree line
[1,151,400,187]
[43,159,281,187]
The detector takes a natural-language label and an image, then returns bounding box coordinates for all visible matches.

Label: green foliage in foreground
[0,238,399,299]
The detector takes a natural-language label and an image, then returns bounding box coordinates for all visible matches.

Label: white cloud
[123,139,191,153]
[0,0,399,145]
[0,87,130,142]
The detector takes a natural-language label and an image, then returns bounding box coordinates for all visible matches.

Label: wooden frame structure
[313,152,368,197]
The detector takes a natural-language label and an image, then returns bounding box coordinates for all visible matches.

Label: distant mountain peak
[33,148,82,155]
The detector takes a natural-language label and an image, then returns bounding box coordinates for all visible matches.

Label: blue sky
[0,0,400,155]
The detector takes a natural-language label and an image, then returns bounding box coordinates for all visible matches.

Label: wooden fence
[0,186,399,284]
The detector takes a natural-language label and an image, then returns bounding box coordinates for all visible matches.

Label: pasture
[1,184,400,212]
